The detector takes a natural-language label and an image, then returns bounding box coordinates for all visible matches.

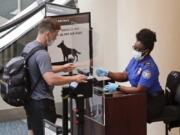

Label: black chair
[148,71,180,135]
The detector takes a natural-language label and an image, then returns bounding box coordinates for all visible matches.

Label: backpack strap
[21,45,45,61]
[21,45,45,92]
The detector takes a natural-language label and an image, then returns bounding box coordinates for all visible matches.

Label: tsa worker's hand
[103,82,119,93]
[96,68,108,77]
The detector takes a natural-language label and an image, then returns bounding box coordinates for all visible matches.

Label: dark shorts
[147,91,165,121]
[24,98,56,135]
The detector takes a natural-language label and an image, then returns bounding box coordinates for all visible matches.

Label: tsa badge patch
[142,70,151,79]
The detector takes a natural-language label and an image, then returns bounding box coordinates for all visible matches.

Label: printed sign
[48,13,92,72]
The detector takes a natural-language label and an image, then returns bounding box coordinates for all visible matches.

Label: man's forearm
[52,65,65,73]
[43,72,75,86]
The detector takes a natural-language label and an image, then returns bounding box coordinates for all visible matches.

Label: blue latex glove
[103,82,119,93]
[96,68,108,77]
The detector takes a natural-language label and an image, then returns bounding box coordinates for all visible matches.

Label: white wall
[117,0,180,135]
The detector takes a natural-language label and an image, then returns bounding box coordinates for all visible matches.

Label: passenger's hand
[103,82,118,93]
[63,63,76,72]
[96,68,108,77]
[73,74,87,83]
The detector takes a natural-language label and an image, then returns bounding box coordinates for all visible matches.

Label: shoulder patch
[142,70,151,79]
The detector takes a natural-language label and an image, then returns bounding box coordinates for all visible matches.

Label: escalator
[0,0,79,78]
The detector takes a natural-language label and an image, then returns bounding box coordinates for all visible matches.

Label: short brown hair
[38,17,60,34]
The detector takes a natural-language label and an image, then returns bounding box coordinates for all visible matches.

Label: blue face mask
[132,50,145,61]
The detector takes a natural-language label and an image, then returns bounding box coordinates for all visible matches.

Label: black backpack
[165,71,180,105]
[0,46,44,107]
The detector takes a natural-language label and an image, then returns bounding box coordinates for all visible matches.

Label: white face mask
[46,33,55,46]
[47,39,54,46]
[132,50,144,61]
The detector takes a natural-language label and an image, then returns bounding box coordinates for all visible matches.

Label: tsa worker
[96,28,165,121]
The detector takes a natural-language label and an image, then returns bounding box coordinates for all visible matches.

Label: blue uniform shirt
[125,55,162,94]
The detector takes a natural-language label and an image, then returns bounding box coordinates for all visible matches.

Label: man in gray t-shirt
[23,40,54,101]
[24,18,87,135]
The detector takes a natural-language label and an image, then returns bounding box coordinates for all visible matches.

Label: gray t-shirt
[22,40,54,100]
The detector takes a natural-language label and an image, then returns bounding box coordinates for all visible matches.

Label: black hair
[38,17,60,34]
[136,28,157,52]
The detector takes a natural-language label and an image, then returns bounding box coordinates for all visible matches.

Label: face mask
[46,32,54,46]
[46,34,54,46]
[47,39,54,46]
[132,50,144,61]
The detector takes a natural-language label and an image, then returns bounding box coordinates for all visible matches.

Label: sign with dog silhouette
[48,13,92,72]
[57,40,81,62]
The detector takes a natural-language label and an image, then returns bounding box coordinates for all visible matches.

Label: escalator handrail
[0,2,46,33]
